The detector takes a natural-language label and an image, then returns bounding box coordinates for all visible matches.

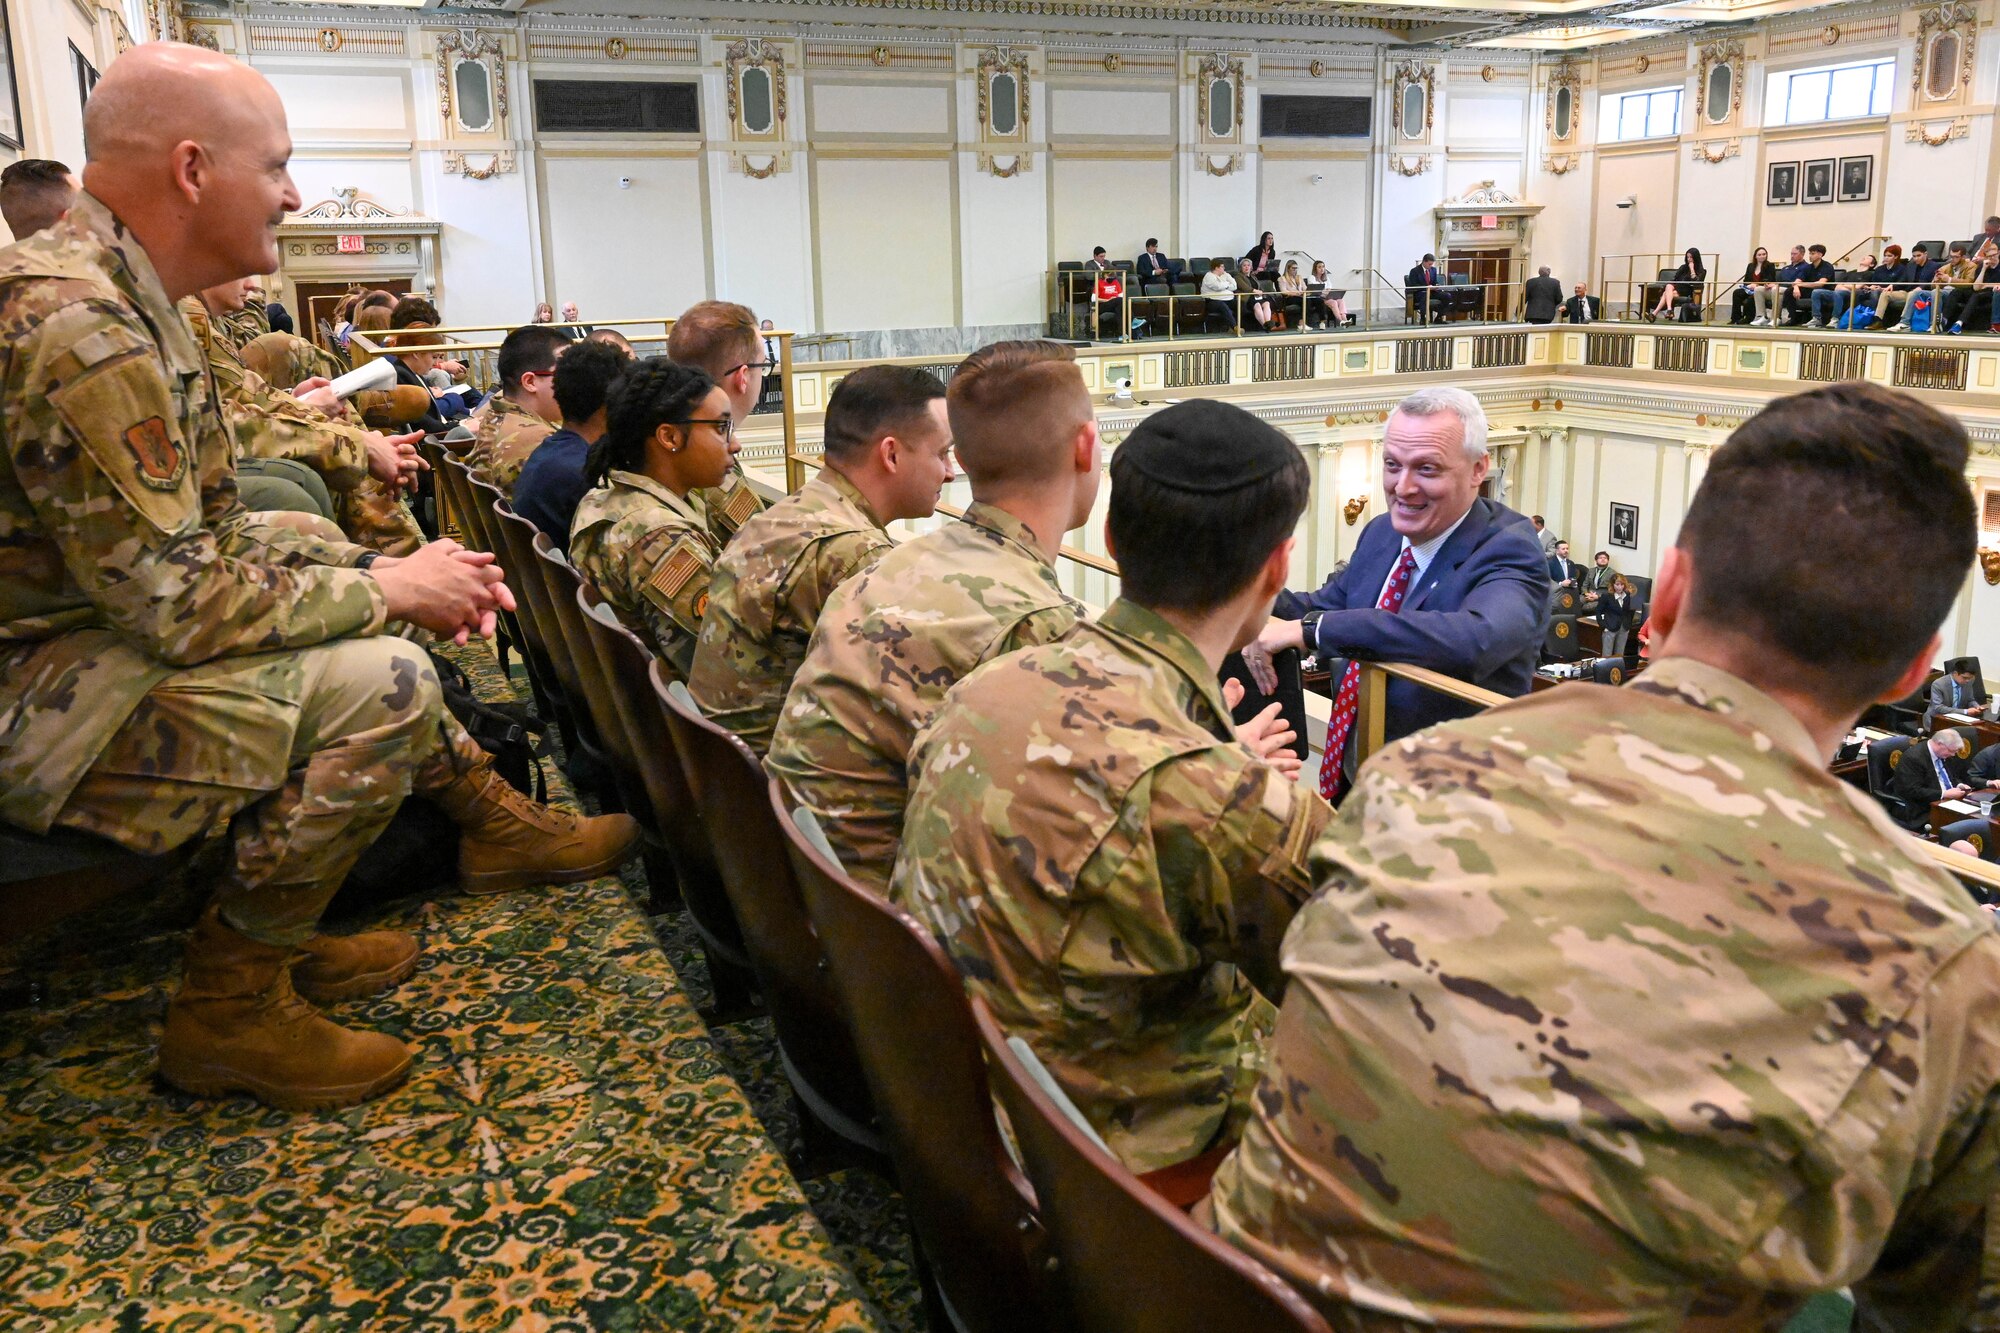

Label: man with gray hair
[1244,385,1548,800]
[1522,264,1562,323]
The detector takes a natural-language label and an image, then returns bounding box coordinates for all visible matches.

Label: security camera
[617,176,633,189]
[1615,194,1636,210]
[1310,173,1325,185]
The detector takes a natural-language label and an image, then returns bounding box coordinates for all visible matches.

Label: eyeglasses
[683,417,736,440]
[729,360,776,375]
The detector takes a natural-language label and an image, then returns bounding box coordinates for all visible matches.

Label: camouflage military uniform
[767,502,1083,891]
[468,393,555,495]
[240,329,345,389]
[0,192,481,946]
[180,297,424,559]
[687,466,890,756]
[894,598,1330,1172]
[220,294,269,352]
[1209,656,2000,1330]
[569,468,719,678]
[699,467,766,548]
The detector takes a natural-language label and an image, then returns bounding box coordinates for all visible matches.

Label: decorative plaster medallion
[871,45,890,66]
[604,37,627,59]
[318,29,343,52]
[1634,55,1649,73]
[1309,59,1324,77]
[1823,24,1840,44]
[1103,52,1121,71]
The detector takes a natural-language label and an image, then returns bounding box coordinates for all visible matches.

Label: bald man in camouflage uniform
[1210,381,2000,1330]
[767,341,1101,892]
[688,365,955,757]
[893,400,1323,1185]
[3,41,637,1112]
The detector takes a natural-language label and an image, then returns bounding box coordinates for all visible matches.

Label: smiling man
[1244,386,1547,801]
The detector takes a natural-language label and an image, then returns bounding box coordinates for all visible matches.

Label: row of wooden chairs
[428,439,1330,1333]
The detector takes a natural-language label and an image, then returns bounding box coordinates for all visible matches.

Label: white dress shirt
[1375,507,1472,606]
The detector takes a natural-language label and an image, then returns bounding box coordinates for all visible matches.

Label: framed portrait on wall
[1767,160,1798,207]
[0,0,22,150]
[1837,155,1873,202]
[1609,502,1639,550]
[1801,157,1835,205]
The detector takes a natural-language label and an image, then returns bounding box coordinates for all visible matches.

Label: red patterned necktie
[1318,547,1419,803]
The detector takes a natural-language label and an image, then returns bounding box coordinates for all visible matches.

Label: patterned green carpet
[0,643,920,1333]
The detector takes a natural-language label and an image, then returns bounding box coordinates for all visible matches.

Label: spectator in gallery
[534,301,556,324]
[1137,238,1180,286]
[1278,260,1308,329]
[1531,514,1560,558]
[1245,231,1279,279]
[1522,265,1562,323]
[1783,244,1836,326]
[1592,573,1643,661]
[1234,257,1274,331]
[1306,260,1349,329]
[1945,237,2000,334]
[1562,282,1600,323]
[1406,253,1444,323]
[1646,246,1704,321]
[1810,249,1890,329]
[1736,246,1780,326]
[1965,214,2000,257]
[1093,262,1129,339]
[1087,245,1113,270]
[1882,245,1939,332]
[1202,259,1240,331]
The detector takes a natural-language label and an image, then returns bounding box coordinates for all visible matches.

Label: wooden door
[1447,247,1514,321]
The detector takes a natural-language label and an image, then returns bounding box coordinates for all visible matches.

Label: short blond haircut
[947,340,1092,489]
[667,300,759,378]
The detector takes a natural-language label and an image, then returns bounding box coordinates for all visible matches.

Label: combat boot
[292,929,421,1003]
[431,754,640,895]
[159,907,412,1111]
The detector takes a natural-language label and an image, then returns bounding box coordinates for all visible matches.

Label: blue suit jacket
[1277,497,1550,741]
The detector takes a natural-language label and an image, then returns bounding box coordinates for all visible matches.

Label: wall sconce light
[1980,547,2000,585]
[1344,494,1369,526]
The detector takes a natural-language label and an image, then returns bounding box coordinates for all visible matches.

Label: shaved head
[80,42,300,301]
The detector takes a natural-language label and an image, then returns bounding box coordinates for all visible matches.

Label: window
[1600,85,1681,143]
[533,80,700,134]
[71,43,99,119]
[1765,57,1893,126]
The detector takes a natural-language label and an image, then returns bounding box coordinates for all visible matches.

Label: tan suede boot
[431,755,641,895]
[159,907,413,1111]
[292,930,421,1004]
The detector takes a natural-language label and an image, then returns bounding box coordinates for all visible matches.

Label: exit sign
[1479,213,1499,229]
[336,233,365,254]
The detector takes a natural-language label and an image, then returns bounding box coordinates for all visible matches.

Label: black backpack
[330,647,549,917]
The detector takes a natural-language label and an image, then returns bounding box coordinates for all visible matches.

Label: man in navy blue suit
[1243,386,1548,799]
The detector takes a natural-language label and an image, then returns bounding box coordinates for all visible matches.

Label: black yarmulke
[1116,399,1296,495]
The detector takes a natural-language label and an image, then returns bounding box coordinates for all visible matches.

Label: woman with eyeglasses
[569,357,739,675]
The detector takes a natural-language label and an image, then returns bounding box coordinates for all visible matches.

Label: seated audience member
[893,398,1326,1181]
[469,324,569,493]
[1522,265,1562,323]
[1245,230,1278,279]
[1406,253,1444,323]
[1882,244,1939,331]
[767,340,1097,891]
[587,327,633,353]
[690,366,954,756]
[1243,387,1548,800]
[1547,538,1579,587]
[1581,549,1615,594]
[1735,246,1779,325]
[560,301,586,337]
[568,358,735,676]
[665,299,772,545]
[533,301,555,324]
[1782,243,1835,326]
[1935,737,2000,850]
[1234,257,1273,331]
[1592,573,1643,658]
[1926,657,1987,730]
[1944,237,2000,334]
[1201,259,1240,331]
[1136,237,1180,286]
[1889,727,1975,830]
[1967,214,2000,258]
[1277,260,1307,329]
[0,157,78,238]
[383,298,466,432]
[1210,381,1999,1332]
[265,300,294,336]
[1930,242,1979,330]
[1561,281,1600,323]
[514,338,631,551]
[1773,244,1809,324]
[1086,245,1112,271]
[1092,262,1128,339]
[1647,246,1704,321]
[3,41,639,1114]
[1305,260,1347,328]
[1810,251,1883,328]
